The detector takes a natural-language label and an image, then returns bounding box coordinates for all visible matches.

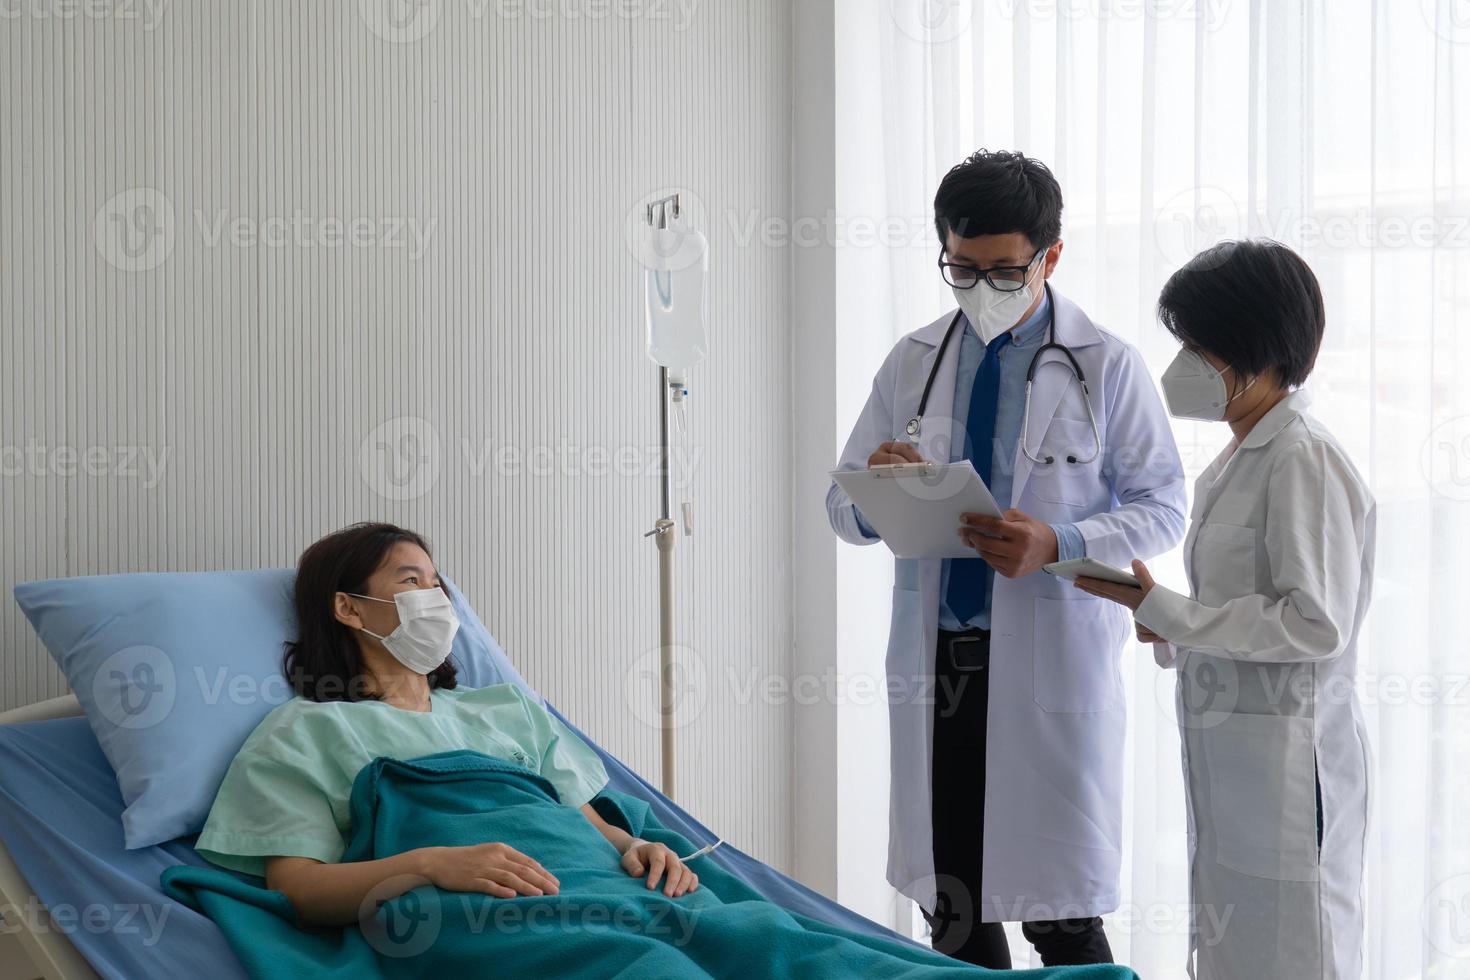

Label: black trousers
[924,628,1114,969]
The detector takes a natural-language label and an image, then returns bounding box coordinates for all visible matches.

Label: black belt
[937,627,991,673]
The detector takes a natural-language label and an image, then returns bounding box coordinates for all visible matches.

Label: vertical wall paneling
[0,0,794,871]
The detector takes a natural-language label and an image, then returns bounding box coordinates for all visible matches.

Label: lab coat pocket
[1028,418,1103,507]
[1192,522,1258,606]
[1032,595,1125,713]
[1203,711,1319,882]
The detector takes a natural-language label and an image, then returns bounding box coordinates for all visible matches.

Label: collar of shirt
[1008,288,1051,347]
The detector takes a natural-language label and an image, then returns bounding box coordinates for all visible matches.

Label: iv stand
[643,193,681,799]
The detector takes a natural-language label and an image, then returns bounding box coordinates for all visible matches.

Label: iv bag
[643,218,709,371]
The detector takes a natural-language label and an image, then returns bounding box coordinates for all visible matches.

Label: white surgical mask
[350,587,460,675]
[1160,349,1256,421]
[952,257,1043,345]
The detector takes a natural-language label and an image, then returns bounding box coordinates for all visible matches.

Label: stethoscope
[905,283,1101,466]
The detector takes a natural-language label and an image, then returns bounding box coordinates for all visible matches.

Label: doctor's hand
[957,509,1058,579]
[1135,622,1165,644]
[1073,559,1156,612]
[868,441,926,467]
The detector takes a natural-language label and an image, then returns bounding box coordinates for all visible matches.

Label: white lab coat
[827,290,1187,920]
[1136,390,1374,980]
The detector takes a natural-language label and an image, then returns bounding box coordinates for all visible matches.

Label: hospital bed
[0,695,105,980]
[0,688,929,980]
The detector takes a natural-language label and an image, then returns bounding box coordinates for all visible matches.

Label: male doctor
[827,150,1186,968]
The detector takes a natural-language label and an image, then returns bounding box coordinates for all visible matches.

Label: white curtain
[836,1,1470,975]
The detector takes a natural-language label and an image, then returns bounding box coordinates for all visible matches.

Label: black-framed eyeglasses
[938,248,1044,291]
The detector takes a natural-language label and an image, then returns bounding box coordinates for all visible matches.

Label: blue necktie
[946,331,1011,624]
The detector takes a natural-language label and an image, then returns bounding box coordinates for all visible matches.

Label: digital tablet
[1043,557,1140,588]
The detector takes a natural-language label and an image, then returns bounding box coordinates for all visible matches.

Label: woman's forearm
[266,850,433,927]
[268,804,652,927]
[581,802,636,853]
[268,842,561,927]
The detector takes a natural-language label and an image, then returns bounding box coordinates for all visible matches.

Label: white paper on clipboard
[831,460,1003,559]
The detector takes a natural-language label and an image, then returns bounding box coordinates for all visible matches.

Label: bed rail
[0,696,84,727]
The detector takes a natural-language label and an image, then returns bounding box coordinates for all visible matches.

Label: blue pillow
[14,569,531,849]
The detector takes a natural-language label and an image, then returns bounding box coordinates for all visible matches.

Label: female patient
[196,522,697,925]
[195,525,1051,977]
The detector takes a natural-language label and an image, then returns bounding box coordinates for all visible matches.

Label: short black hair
[933,149,1064,249]
[1156,239,1325,388]
[284,522,458,702]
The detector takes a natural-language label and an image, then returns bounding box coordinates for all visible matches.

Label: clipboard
[831,460,1003,559]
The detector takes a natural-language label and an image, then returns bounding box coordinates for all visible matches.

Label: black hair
[933,149,1064,249]
[1156,239,1326,388]
[284,522,458,702]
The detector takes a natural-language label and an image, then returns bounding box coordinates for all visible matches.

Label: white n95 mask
[349,587,460,674]
[1160,349,1256,421]
[953,276,1039,345]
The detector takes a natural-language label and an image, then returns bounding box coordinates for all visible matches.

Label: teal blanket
[163,751,1136,979]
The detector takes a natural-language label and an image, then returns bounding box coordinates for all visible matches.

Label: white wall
[829,0,907,933]
[790,0,841,908]
[789,0,906,932]
[0,0,795,871]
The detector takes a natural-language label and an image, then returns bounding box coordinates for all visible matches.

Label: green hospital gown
[197,683,608,877]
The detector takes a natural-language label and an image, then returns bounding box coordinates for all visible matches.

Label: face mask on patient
[348,587,460,674]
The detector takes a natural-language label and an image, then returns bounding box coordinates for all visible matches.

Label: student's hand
[957,509,1058,578]
[868,441,926,467]
[622,842,699,897]
[419,843,560,898]
[1135,621,1165,644]
[1073,559,1156,612]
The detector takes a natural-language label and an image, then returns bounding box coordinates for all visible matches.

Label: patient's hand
[621,842,699,897]
[420,843,560,898]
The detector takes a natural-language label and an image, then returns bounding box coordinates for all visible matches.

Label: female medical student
[1074,239,1374,980]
